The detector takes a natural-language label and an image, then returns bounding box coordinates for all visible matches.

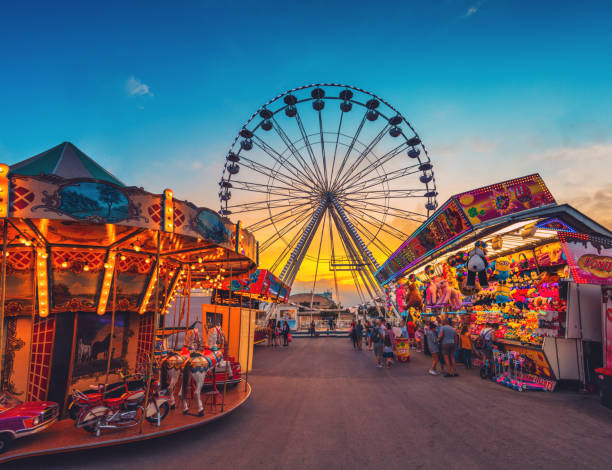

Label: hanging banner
[375,199,471,285]
[559,233,612,285]
[455,174,555,226]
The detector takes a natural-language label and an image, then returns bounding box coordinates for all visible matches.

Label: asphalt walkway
[9,338,612,470]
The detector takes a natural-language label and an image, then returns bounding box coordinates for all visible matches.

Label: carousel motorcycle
[72,375,169,436]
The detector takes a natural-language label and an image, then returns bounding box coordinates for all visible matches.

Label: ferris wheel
[219,83,437,309]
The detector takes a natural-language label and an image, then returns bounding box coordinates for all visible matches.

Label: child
[460,325,473,369]
[415,328,424,352]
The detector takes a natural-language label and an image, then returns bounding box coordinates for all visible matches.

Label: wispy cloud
[465,5,479,17]
[126,76,153,97]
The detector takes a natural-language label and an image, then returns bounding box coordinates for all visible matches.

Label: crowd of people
[265,319,292,348]
[349,315,498,375]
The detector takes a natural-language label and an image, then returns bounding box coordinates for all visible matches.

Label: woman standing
[425,321,441,375]
[383,323,395,368]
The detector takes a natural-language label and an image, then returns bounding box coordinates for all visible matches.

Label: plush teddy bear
[466,241,489,289]
[405,280,423,310]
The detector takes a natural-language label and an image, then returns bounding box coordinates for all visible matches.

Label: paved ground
[8,338,612,470]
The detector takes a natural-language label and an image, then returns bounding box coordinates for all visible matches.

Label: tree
[97,185,123,219]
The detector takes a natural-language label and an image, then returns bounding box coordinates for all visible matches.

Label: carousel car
[205,357,242,389]
[0,395,58,453]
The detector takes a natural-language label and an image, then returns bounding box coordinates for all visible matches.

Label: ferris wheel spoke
[260,211,314,252]
[333,123,390,191]
[238,155,308,192]
[342,189,425,199]
[346,166,422,193]
[331,111,367,189]
[271,118,321,186]
[343,211,396,257]
[317,110,329,188]
[227,200,310,214]
[340,196,426,220]
[269,212,316,273]
[294,110,326,185]
[231,180,310,197]
[227,195,312,211]
[340,142,410,191]
[342,204,408,240]
[246,203,313,232]
[252,135,316,187]
[329,110,344,188]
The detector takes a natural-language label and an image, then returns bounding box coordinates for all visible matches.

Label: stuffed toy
[492,258,511,284]
[466,241,489,289]
[405,281,423,309]
[426,277,440,305]
[495,284,511,306]
[395,283,406,311]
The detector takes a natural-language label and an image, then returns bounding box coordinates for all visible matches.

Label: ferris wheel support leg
[278,197,327,283]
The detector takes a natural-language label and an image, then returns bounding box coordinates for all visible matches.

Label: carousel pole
[25,245,37,400]
[0,221,8,392]
[185,267,192,345]
[104,255,118,386]
[171,281,178,350]
[140,230,161,434]
[244,295,252,393]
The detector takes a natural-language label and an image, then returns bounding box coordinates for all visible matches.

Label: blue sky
[1,1,611,303]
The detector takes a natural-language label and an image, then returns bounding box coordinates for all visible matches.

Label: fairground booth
[0,142,257,415]
[205,268,291,357]
[377,174,612,394]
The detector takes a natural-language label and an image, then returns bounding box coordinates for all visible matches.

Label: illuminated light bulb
[120,255,126,261]
[134,245,141,252]
[39,282,44,286]
[83,264,90,272]
[198,257,202,263]
[42,253,48,259]
[145,258,150,264]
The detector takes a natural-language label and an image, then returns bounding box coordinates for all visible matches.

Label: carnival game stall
[377,174,612,392]
[0,142,257,460]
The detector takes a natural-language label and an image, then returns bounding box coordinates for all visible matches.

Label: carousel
[0,142,257,461]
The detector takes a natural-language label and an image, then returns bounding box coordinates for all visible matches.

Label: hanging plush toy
[426,277,440,305]
[395,283,406,312]
[466,241,489,289]
[405,280,423,310]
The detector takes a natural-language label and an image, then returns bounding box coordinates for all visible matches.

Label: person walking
[310,319,316,337]
[274,320,281,348]
[425,321,441,375]
[365,320,373,350]
[383,322,395,368]
[350,321,358,349]
[460,325,472,369]
[354,320,364,350]
[282,321,290,347]
[267,319,275,347]
[371,318,384,368]
[439,317,458,377]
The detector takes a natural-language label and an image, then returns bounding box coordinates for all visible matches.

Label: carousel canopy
[10,141,125,187]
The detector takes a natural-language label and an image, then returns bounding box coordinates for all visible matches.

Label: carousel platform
[0,383,251,464]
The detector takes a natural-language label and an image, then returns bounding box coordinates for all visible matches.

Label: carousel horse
[160,351,187,410]
[180,348,223,416]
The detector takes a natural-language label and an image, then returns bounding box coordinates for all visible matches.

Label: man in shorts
[438,317,458,377]
[372,318,384,368]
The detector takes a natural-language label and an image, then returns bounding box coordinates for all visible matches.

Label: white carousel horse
[180,349,223,416]
[160,352,186,410]
[160,349,223,416]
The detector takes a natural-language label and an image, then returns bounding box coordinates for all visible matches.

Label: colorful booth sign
[375,199,471,284]
[376,174,557,285]
[455,174,555,226]
[224,269,290,303]
[559,233,612,285]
